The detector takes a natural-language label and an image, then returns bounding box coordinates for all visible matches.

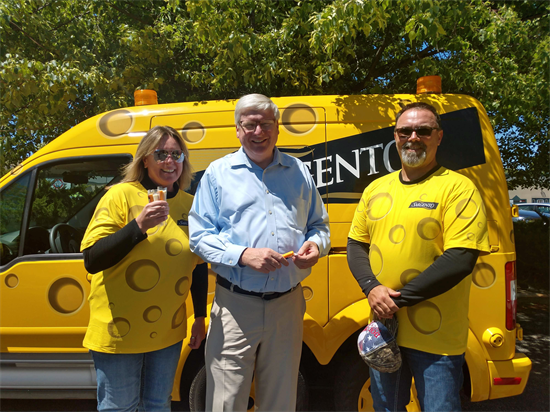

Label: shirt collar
[140,172,179,199]
[230,147,291,169]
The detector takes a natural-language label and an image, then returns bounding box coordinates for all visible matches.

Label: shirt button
[265,189,269,194]
[271,232,274,236]
[271,278,274,281]
[269,210,272,215]
[229,259,233,264]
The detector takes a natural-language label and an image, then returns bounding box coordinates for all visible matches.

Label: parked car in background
[516,203,550,218]
[512,209,546,223]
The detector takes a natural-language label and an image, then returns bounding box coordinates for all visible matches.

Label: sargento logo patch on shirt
[177,219,188,226]
[409,201,439,210]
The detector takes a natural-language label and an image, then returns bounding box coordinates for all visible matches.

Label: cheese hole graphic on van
[175,277,190,296]
[303,286,314,301]
[182,121,206,143]
[125,260,160,292]
[456,198,479,220]
[166,239,183,256]
[108,318,131,338]
[472,263,497,289]
[172,303,186,329]
[97,109,134,138]
[408,301,442,335]
[48,278,84,314]
[5,274,18,288]
[281,105,317,135]
[417,217,441,240]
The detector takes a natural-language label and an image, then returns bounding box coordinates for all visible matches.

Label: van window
[24,156,130,255]
[0,173,31,265]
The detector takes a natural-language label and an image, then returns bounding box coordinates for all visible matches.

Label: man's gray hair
[234,94,280,126]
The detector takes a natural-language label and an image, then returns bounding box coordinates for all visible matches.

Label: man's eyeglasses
[152,150,185,163]
[239,120,276,132]
[395,127,440,138]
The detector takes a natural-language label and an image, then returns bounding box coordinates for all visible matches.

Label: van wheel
[188,365,207,412]
[189,365,309,411]
[333,350,373,411]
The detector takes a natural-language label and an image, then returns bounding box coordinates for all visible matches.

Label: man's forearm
[347,238,382,297]
[392,248,480,307]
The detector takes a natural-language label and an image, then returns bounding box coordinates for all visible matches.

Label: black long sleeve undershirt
[83,219,146,274]
[83,174,208,318]
[347,237,480,307]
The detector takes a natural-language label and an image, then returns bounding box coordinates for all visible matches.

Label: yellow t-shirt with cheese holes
[349,168,490,355]
[81,181,199,353]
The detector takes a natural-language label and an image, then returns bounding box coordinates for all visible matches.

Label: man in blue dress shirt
[189,94,330,411]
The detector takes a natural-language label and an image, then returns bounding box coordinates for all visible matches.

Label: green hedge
[514,220,549,291]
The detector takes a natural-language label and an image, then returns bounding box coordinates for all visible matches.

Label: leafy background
[1,0,548,188]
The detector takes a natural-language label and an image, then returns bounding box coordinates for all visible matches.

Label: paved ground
[2,290,548,412]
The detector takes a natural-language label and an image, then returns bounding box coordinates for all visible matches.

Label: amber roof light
[134,90,158,106]
[417,76,442,94]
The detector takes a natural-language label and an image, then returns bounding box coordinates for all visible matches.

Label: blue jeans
[91,340,182,412]
[370,347,465,412]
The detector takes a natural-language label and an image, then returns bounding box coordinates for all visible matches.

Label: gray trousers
[205,283,305,412]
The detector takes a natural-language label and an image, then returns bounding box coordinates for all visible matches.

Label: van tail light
[494,377,522,385]
[505,261,517,330]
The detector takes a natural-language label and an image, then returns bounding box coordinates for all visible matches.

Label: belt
[216,275,296,301]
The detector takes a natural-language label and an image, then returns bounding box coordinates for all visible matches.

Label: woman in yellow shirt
[81,126,207,411]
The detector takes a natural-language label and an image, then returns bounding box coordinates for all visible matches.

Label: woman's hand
[135,200,169,233]
[188,316,206,349]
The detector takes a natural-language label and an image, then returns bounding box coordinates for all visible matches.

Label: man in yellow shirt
[348,102,490,411]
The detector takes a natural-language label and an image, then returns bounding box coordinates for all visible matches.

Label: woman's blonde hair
[121,125,194,190]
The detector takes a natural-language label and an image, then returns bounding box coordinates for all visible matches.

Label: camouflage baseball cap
[357,319,402,373]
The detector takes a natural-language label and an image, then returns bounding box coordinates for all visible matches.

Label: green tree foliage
[1,0,548,188]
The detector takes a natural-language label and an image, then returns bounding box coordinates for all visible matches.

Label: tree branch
[364,24,393,84]
[354,46,440,93]
[8,20,59,58]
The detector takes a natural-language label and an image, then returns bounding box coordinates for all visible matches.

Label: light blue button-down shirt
[189,147,330,293]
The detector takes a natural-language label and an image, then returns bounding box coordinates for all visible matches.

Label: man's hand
[292,241,320,269]
[368,285,401,319]
[239,248,289,273]
[188,316,206,349]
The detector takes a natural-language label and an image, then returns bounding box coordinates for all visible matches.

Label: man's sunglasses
[152,150,185,163]
[395,127,440,138]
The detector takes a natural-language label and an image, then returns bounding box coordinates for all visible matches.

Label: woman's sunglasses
[152,150,185,163]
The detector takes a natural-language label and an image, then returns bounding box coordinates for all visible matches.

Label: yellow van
[0,79,531,410]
